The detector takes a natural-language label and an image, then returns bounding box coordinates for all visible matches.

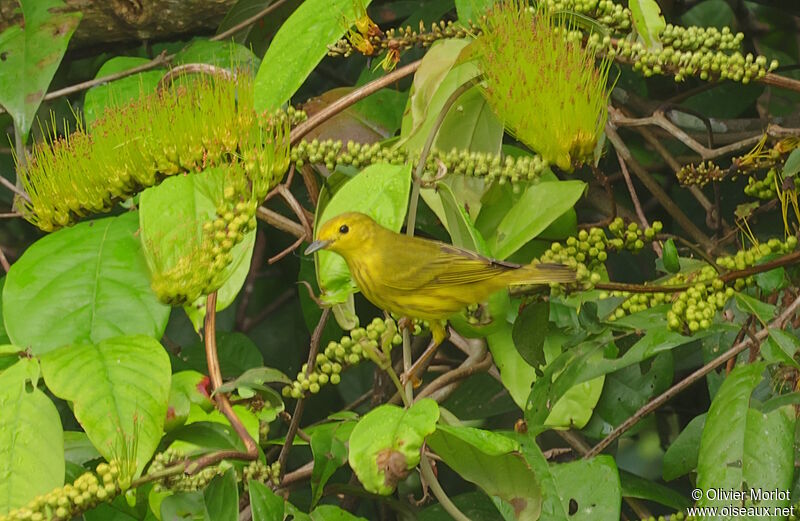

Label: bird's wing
[381,243,520,292]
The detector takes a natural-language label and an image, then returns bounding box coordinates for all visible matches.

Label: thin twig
[187,292,258,473]
[586,293,800,458]
[419,454,471,521]
[0,212,21,218]
[278,307,331,480]
[210,0,290,42]
[256,206,306,238]
[0,175,28,203]
[290,60,422,146]
[605,124,716,252]
[156,63,234,91]
[0,246,10,272]
[615,149,661,256]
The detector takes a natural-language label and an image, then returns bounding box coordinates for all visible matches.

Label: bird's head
[304,212,379,256]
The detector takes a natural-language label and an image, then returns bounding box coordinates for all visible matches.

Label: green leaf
[436,181,487,251]
[348,399,439,495]
[455,0,494,21]
[3,213,170,354]
[734,292,776,323]
[680,0,735,29]
[488,180,586,260]
[548,457,621,520]
[784,148,800,177]
[310,423,349,506]
[0,359,63,514]
[763,329,800,370]
[419,491,505,521]
[175,332,264,380]
[203,469,238,521]
[139,168,256,330]
[64,431,102,466]
[629,0,665,50]
[249,480,284,521]
[314,162,412,304]
[582,352,673,439]
[0,0,82,138]
[40,335,171,476]
[160,491,208,520]
[311,505,368,521]
[254,0,370,111]
[697,363,795,516]
[526,325,710,433]
[512,302,549,368]
[83,57,165,126]
[427,425,542,520]
[619,471,690,510]
[662,414,706,481]
[399,41,480,155]
[175,39,260,69]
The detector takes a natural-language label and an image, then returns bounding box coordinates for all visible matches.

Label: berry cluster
[677,161,725,187]
[0,462,122,521]
[603,237,797,333]
[540,218,663,289]
[542,0,632,33]
[148,449,224,492]
[19,74,297,232]
[243,460,281,489]
[291,139,549,188]
[282,317,405,399]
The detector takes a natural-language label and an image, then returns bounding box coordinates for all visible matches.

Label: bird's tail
[511,262,576,285]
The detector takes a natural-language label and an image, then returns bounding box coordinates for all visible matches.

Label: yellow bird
[305,212,575,380]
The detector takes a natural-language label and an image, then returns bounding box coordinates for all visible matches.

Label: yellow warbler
[305,212,575,378]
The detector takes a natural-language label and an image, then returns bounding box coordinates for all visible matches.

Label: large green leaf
[526,325,712,433]
[3,213,171,354]
[139,168,256,330]
[629,0,665,50]
[310,423,349,506]
[0,359,63,514]
[83,57,165,126]
[662,414,706,481]
[427,425,542,520]
[313,162,412,304]
[175,38,260,70]
[249,481,285,521]
[488,180,586,260]
[696,363,795,518]
[517,437,621,521]
[40,335,171,477]
[254,0,370,111]
[348,399,439,495]
[203,469,238,521]
[0,0,81,138]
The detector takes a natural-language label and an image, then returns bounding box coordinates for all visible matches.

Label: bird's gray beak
[304,240,332,255]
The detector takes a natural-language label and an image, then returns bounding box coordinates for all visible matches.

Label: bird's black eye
[339,224,349,234]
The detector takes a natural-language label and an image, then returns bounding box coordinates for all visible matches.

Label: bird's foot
[397,316,414,333]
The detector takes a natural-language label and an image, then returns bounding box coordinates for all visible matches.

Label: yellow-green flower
[474,0,612,171]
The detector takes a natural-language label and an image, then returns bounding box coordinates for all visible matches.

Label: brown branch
[615,149,661,256]
[585,293,800,459]
[186,292,258,473]
[0,246,10,273]
[0,174,30,203]
[0,212,21,218]
[290,59,422,146]
[415,352,493,401]
[156,63,234,91]
[761,72,800,93]
[278,307,331,481]
[256,206,306,238]
[210,0,290,42]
